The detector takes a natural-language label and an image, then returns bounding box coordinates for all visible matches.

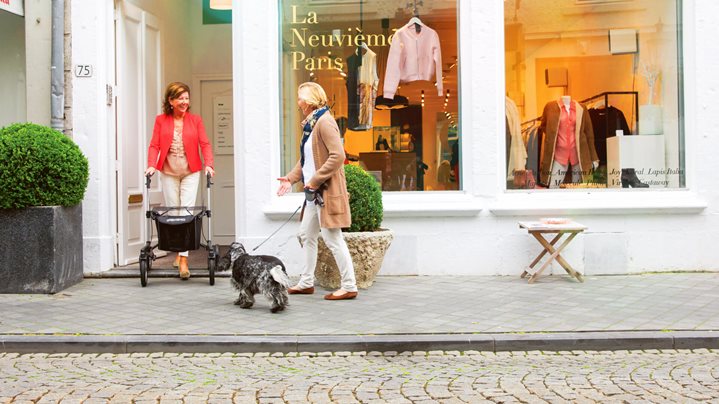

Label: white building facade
[64,0,718,276]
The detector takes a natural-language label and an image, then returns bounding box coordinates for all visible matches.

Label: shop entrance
[114,1,235,265]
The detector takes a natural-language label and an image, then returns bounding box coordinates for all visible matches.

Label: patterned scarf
[300,106,328,167]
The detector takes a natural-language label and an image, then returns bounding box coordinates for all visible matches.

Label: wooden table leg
[528,232,583,283]
[527,233,560,283]
[521,233,562,279]
[540,232,584,282]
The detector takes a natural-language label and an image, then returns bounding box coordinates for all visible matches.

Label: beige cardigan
[286,112,352,229]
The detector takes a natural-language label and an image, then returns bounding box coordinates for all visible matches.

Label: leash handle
[252,204,302,252]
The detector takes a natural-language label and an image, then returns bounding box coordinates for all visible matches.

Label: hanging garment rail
[580,91,639,137]
[580,91,638,116]
[520,91,638,130]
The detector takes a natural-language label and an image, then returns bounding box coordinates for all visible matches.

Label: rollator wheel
[139,258,149,287]
[208,244,219,286]
[208,256,216,286]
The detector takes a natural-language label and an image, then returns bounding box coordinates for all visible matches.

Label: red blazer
[147,112,214,172]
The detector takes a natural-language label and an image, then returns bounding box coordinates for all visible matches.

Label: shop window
[279,0,460,192]
[504,0,685,190]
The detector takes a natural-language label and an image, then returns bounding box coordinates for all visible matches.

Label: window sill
[490,189,707,216]
[263,190,706,219]
[381,192,482,217]
[262,192,483,219]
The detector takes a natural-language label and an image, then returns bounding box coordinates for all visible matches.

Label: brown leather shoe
[287,286,314,295]
[179,256,190,280]
[324,291,358,300]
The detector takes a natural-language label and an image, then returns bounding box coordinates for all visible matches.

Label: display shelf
[606,135,666,188]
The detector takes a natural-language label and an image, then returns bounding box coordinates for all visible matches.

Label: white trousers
[296,203,357,292]
[160,171,200,256]
[549,160,582,189]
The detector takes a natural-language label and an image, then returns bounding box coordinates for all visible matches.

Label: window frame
[494,0,703,215]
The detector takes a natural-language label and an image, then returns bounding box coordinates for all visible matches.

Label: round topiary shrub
[0,123,89,209]
[344,164,383,232]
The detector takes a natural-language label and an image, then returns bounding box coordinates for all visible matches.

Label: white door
[196,77,235,245]
[115,1,163,265]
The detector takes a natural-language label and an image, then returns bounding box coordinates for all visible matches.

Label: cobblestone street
[1,350,717,403]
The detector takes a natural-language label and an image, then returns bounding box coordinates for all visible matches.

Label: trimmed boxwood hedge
[0,123,89,209]
[344,164,383,232]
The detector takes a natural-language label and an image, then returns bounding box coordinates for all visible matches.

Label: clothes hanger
[590,98,606,109]
[407,16,424,33]
[407,16,425,26]
[355,42,371,58]
[406,0,424,33]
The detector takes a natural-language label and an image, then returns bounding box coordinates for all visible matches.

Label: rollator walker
[138,173,219,287]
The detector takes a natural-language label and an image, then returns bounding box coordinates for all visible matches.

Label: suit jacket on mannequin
[538,100,598,186]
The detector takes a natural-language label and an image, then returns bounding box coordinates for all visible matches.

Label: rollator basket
[152,206,205,252]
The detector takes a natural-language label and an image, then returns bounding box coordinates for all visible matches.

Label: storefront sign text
[288,5,392,71]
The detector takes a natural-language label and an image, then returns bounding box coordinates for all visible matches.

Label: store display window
[279,0,460,192]
[504,0,685,191]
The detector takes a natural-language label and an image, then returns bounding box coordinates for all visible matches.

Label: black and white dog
[217,242,291,313]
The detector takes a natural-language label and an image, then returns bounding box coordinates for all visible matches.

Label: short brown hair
[162,82,191,115]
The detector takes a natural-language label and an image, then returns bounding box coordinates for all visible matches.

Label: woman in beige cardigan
[276,82,358,301]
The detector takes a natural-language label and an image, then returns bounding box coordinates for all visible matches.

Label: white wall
[0,11,26,127]
[230,0,719,278]
[189,2,232,75]
[71,0,116,273]
[692,0,719,215]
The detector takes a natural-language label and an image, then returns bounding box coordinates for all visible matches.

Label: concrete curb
[1,331,717,354]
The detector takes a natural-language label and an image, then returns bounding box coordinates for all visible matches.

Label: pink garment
[554,101,579,166]
[383,23,443,99]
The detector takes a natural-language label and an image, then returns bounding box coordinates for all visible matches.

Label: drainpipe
[50,0,65,131]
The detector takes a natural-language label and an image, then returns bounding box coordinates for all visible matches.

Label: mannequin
[561,95,571,110]
[538,96,599,188]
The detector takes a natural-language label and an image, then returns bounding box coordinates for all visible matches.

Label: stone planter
[0,205,84,294]
[315,229,393,289]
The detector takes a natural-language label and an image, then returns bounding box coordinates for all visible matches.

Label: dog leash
[251,204,302,252]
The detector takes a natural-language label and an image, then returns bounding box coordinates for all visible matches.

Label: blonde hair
[162,82,191,115]
[297,82,328,109]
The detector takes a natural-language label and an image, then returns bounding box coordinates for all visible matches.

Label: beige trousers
[295,203,357,292]
[160,171,200,256]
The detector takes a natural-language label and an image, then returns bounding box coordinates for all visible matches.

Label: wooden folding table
[519,220,587,283]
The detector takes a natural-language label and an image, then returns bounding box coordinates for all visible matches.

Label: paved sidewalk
[1,273,718,353]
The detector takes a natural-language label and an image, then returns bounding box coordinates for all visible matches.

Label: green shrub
[344,164,383,232]
[0,123,89,209]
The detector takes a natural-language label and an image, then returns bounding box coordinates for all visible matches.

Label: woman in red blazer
[145,82,215,279]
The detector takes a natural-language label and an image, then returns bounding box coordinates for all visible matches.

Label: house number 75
[74,65,93,78]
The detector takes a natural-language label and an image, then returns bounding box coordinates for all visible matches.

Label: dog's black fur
[217,242,291,313]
